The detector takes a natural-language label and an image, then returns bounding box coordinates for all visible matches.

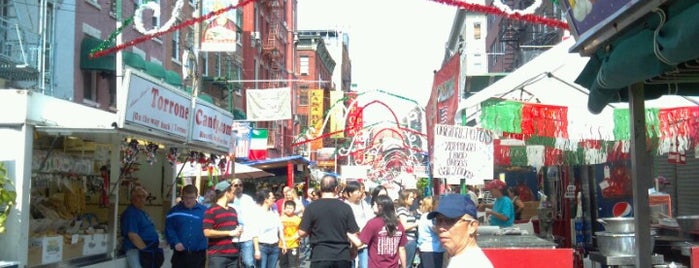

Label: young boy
[279,200,302,268]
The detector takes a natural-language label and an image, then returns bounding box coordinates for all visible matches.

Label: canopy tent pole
[628,82,652,267]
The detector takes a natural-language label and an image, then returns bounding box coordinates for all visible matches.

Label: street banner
[232,121,251,159]
[433,124,493,185]
[201,0,239,52]
[309,89,324,151]
[246,87,292,121]
[426,53,460,167]
[248,128,268,160]
[329,91,345,138]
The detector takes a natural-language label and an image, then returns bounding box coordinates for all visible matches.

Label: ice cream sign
[122,71,190,139]
[191,100,234,150]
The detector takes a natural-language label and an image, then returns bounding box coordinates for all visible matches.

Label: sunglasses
[433,216,475,229]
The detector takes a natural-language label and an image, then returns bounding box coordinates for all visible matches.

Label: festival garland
[90,0,257,58]
[427,0,569,30]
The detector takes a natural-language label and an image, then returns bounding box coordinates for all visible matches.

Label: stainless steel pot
[595,231,655,256]
[597,217,635,233]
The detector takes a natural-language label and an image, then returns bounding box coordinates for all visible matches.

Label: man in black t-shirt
[298,175,360,268]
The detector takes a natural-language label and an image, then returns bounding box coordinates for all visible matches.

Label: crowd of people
[120,175,499,268]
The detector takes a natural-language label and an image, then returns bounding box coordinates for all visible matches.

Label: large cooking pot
[597,217,634,233]
[596,231,655,256]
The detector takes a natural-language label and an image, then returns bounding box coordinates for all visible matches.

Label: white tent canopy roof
[457,38,699,141]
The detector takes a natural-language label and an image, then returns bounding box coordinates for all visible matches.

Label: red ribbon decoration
[90,0,258,58]
[427,0,569,30]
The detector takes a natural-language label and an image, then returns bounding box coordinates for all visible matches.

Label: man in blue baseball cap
[427,194,493,268]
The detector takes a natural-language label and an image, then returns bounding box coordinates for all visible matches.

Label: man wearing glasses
[228,178,258,268]
[427,194,493,268]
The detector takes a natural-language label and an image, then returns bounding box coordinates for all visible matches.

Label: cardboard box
[521,201,540,221]
[82,234,108,256]
[63,241,84,260]
[27,236,63,266]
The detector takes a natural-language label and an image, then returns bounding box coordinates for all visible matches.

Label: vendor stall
[0,66,236,267]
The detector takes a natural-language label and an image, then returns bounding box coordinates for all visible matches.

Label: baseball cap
[215,180,232,192]
[484,179,507,192]
[427,194,478,220]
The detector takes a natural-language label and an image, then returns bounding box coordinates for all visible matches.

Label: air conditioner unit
[252,31,261,41]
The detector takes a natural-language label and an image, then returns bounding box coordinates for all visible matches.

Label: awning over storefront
[123,51,146,70]
[177,162,274,179]
[575,0,699,114]
[165,70,182,87]
[145,61,166,80]
[80,37,115,72]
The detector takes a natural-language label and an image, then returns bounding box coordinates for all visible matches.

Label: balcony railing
[0,16,41,80]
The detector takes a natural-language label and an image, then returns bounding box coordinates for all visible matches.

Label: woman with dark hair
[350,195,407,268]
[252,189,285,268]
[507,187,525,221]
[370,185,388,205]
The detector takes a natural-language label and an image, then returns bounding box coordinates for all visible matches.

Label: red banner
[521,103,568,138]
[427,53,460,167]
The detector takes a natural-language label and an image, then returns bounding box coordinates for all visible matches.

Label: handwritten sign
[433,124,493,185]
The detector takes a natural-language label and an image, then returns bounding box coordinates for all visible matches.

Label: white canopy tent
[457,38,699,142]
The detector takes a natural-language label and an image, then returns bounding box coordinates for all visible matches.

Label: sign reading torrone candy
[191,100,234,151]
[123,71,190,138]
[433,124,493,185]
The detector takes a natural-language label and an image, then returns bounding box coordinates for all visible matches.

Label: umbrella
[176,162,274,179]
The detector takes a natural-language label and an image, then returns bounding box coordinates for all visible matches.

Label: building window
[473,22,481,40]
[298,114,308,128]
[299,56,309,75]
[235,66,242,95]
[298,87,308,106]
[201,53,208,76]
[172,20,181,62]
[82,71,99,106]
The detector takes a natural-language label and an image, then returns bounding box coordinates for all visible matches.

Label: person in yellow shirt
[279,200,302,268]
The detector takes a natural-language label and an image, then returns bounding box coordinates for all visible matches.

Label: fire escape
[498,0,522,72]
[0,0,42,85]
[262,0,283,89]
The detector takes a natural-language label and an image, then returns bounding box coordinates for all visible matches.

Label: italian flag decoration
[248,128,268,160]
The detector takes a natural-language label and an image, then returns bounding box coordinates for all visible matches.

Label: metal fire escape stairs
[262,0,283,89]
[0,0,41,84]
[498,0,521,72]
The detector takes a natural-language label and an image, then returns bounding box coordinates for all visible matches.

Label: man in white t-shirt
[228,178,258,268]
[427,194,493,268]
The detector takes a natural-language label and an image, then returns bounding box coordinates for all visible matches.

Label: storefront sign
[190,100,234,151]
[433,124,493,185]
[121,70,190,139]
[232,121,251,158]
[563,0,668,54]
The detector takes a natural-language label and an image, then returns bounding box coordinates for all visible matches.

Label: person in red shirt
[350,194,407,268]
[203,180,244,268]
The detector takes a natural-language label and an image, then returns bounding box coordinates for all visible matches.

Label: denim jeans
[209,255,240,268]
[126,248,142,268]
[239,240,255,268]
[353,247,368,268]
[256,243,280,268]
[405,239,418,267]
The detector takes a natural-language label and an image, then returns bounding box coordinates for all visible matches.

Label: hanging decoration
[427,0,569,30]
[167,147,179,165]
[134,0,184,35]
[90,0,257,59]
[123,139,140,164]
[145,143,159,165]
[90,16,135,55]
[492,0,542,15]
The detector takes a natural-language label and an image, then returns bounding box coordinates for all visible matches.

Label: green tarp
[145,61,166,80]
[576,0,699,114]
[165,70,182,87]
